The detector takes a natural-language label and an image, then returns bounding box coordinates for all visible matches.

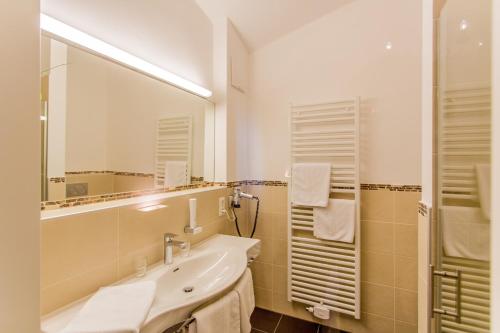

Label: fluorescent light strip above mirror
[40,14,212,98]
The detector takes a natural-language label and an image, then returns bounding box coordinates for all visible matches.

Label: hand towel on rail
[313,199,355,243]
[164,160,187,188]
[60,281,156,333]
[441,206,490,261]
[475,164,491,220]
[291,163,331,207]
[233,268,255,333]
[189,291,241,333]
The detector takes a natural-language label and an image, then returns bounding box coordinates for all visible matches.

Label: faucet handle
[164,233,178,241]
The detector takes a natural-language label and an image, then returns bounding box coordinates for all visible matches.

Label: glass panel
[436,0,491,331]
[40,35,215,204]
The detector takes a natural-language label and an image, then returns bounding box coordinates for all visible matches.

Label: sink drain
[183,286,194,293]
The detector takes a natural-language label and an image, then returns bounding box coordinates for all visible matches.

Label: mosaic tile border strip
[235,181,421,192]
[65,170,155,178]
[41,180,422,211]
[41,182,218,211]
[418,201,429,217]
[360,184,422,192]
[48,177,66,183]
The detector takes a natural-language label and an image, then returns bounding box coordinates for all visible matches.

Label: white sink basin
[41,234,261,333]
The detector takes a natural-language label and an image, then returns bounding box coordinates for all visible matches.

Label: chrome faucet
[163,233,187,265]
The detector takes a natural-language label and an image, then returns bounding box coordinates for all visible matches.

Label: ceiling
[195,0,354,51]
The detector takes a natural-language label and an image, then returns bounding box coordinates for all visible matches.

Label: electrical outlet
[218,197,226,216]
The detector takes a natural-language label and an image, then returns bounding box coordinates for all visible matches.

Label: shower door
[434,0,491,332]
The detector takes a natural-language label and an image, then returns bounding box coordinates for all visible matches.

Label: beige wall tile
[395,224,418,258]
[252,211,274,238]
[254,287,273,310]
[272,213,288,240]
[361,282,395,318]
[41,261,118,315]
[395,289,418,325]
[340,312,395,333]
[272,266,288,295]
[394,192,420,225]
[272,238,288,266]
[47,182,66,201]
[247,185,273,213]
[118,242,163,279]
[361,189,395,222]
[361,220,394,254]
[254,236,273,264]
[269,186,288,214]
[41,209,119,288]
[395,256,418,291]
[361,251,394,286]
[113,175,153,193]
[118,200,181,257]
[251,261,273,289]
[396,320,417,333]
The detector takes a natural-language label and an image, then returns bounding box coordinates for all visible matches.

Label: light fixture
[385,41,393,50]
[40,14,212,98]
[459,19,468,31]
[40,115,47,121]
[137,204,167,212]
[478,41,484,47]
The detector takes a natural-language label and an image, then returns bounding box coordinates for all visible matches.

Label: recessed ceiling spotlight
[459,19,468,31]
[478,41,484,47]
[385,42,393,50]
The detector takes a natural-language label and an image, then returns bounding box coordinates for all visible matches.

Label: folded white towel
[164,161,188,188]
[233,268,255,333]
[291,163,331,207]
[61,281,157,333]
[475,164,491,220]
[189,291,240,333]
[313,199,356,243]
[441,206,490,261]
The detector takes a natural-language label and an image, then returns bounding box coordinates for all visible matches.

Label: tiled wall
[239,184,420,333]
[40,187,232,315]
[41,183,419,333]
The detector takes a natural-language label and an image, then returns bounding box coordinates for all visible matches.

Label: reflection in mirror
[436,0,491,331]
[40,36,215,203]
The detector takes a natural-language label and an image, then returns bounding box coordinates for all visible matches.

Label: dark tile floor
[250,307,349,333]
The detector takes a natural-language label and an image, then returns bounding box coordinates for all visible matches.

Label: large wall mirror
[40,36,215,203]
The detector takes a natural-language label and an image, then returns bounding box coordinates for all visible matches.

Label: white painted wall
[248,0,422,184]
[42,0,213,90]
[227,20,249,181]
[0,1,40,331]
[490,0,500,331]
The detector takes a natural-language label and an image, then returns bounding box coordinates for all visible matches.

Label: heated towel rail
[154,115,193,188]
[437,85,491,332]
[287,98,361,319]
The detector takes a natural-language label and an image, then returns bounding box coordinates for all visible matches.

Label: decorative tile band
[231,181,421,192]
[360,184,422,192]
[191,176,205,182]
[418,201,429,217]
[65,170,155,178]
[41,182,219,211]
[40,180,422,211]
[48,177,66,183]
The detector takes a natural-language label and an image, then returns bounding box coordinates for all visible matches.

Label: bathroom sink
[41,234,261,333]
